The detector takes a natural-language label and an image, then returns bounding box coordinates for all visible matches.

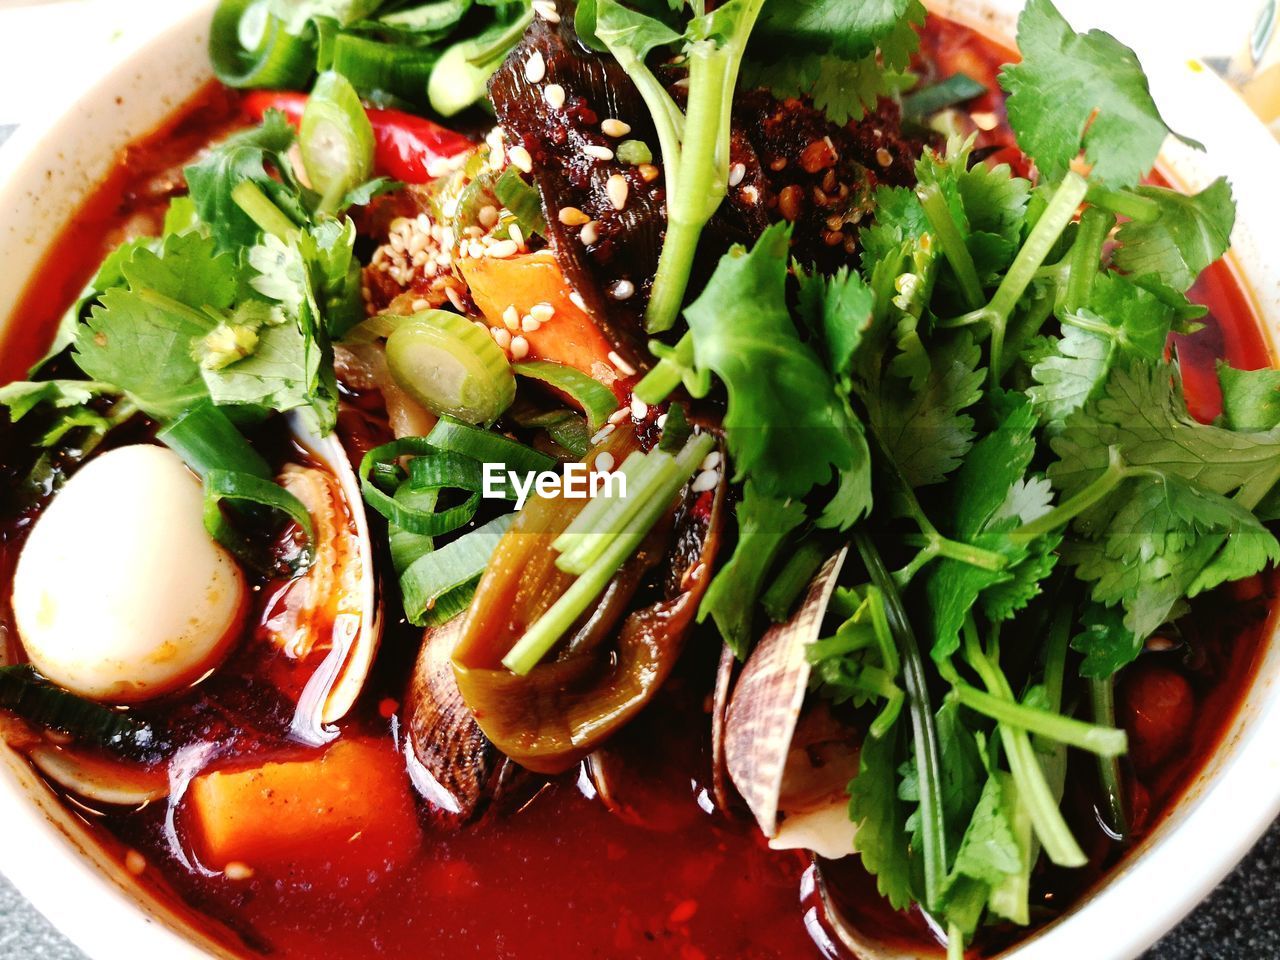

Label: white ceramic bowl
[0,2,1278,959]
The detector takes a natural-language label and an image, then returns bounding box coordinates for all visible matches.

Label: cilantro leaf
[848,720,914,911]
[863,333,985,489]
[745,1,923,124]
[1218,362,1280,433]
[1071,601,1140,678]
[72,232,239,419]
[685,224,861,499]
[1028,272,1174,426]
[999,0,1198,186]
[698,484,807,658]
[1113,179,1235,293]
[1048,362,1280,506]
[0,380,121,447]
[185,111,313,253]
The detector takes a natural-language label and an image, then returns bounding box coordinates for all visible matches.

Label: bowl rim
[0,2,1279,959]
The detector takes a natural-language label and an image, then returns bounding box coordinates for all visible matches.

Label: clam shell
[723,548,847,837]
[286,415,383,740]
[405,617,500,825]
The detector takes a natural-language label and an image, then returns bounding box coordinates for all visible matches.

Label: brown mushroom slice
[723,548,849,837]
[404,617,502,826]
[275,417,383,743]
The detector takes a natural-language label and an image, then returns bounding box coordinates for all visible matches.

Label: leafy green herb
[999,0,1199,186]
[1113,179,1235,293]
[1219,362,1280,432]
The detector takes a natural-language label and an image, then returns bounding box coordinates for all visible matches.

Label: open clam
[723,548,863,861]
[275,416,383,744]
[403,616,505,826]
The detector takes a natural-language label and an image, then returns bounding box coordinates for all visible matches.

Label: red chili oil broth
[0,15,1275,960]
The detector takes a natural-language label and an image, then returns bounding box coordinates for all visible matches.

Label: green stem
[984,172,1089,387]
[231,179,299,242]
[502,433,714,674]
[1063,206,1114,313]
[893,542,938,588]
[634,332,695,405]
[646,40,735,333]
[953,683,1127,756]
[1010,446,1127,543]
[1089,676,1129,839]
[918,184,984,311]
[761,538,827,622]
[608,48,685,199]
[856,529,950,911]
[1086,184,1160,223]
[963,621,1086,867]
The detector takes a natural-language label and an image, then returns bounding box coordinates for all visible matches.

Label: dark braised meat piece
[725,92,928,272]
[489,0,659,357]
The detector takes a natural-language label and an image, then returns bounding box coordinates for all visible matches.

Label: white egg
[11,445,247,703]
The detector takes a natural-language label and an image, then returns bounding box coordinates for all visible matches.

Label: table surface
[0,1,1277,958]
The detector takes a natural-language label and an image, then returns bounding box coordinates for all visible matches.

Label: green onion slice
[209,0,316,89]
[0,666,158,752]
[400,513,516,627]
[386,311,516,426]
[513,360,619,432]
[330,32,439,108]
[203,469,316,573]
[301,71,376,212]
[427,416,556,474]
[360,439,482,536]
[158,402,271,481]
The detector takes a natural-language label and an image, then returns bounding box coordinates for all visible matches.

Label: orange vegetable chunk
[459,251,626,388]
[188,738,419,872]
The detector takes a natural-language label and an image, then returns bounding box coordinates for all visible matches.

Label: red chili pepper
[242,91,473,184]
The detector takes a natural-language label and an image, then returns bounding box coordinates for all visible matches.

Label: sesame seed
[224,862,255,881]
[492,327,512,349]
[521,315,541,332]
[544,83,566,109]
[510,335,530,360]
[446,287,467,311]
[608,351,636,376]
[473,320,489,332]
[478,205,499,228]
[691,469,719,493]
[411,298,430,312]
[532,0,560,22]
[530,302,555,323]
[728,162,746,187]
[596,451,616,471]
[601,118,632,138]
[525,51,546,84]
[630,396,649,419]
[509,144,534,173]
[581,220,600,245]
[655,413,668,429]
[502,305,520,330]
[740,185,760,204]
[508,223,525,249]
[607,174,629,210]
[583,144,615,161]
[488,238,519,259]
[608,407,630,424]
[591,423,617,444]
[569,291,588,311]
[770,157,788,172]
[700,450,721,471]
[558,206,590,226]
[876,147,893,168]
[609,279,636,300]
[971,111,999,131]
[125,850,147,876]
[638,163,660,183]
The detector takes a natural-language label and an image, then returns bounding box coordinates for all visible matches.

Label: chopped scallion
[513,360,618,432]
[301,71,376,213]
[386,311,516,426]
